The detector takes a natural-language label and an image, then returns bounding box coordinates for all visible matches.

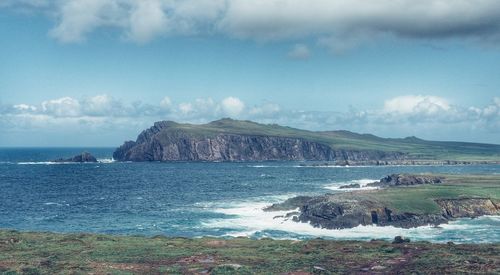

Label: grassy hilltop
[351,174,500,214]
[147,118,500,162]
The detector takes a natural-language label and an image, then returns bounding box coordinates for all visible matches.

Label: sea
[0,147,499,243]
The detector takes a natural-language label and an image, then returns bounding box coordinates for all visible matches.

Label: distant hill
[113,118,500,164]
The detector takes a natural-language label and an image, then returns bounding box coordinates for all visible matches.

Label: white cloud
[220,97,245,117]
[2,94,499,144]
[178,102,193,114]
[287,44,311,59]
[249,102,281,117]
[159,96,172,109]
[13,104,37,112]
[49,0,124,43]
[41,96,81,117]
[383,95,450,115]
[5,0,500,48]
[81,94,124,116]
[127,0,168,43]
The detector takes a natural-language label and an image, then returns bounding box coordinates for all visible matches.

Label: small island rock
[54,152,98,163]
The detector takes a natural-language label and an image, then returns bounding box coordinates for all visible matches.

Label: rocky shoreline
[265,174,500,229]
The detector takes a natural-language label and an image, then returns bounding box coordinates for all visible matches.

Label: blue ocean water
[0,147,499,243]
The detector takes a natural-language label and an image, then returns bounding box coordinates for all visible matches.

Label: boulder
[339,183,361,189]
[392,236,410,244]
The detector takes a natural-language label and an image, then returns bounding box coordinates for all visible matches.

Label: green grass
[149,118,500,161]
[0,230,499,274]
[352,174,500,214]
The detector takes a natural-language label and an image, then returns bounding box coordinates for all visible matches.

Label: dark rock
[53,152,98,163]
[265,177,500,229]
[113,120,407,162]
[264,196,312,212]
[392,236,410,244]
[339,183,361,189]
[436,198,500,218]
[367,174,443,187]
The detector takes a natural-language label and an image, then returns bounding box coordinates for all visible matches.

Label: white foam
[44,202,62,206]
[200,195,500,242]
[18,161,62,165]
[323,179,379,191]
[17,158,115,165]
[202,199,432,240]
[98,158,115,163]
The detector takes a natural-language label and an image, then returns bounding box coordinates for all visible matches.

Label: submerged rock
[53,152,98,163]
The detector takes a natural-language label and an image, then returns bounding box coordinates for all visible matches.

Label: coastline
[265,174,500,230]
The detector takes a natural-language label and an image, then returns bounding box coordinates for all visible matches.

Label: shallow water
[0,147,499,243]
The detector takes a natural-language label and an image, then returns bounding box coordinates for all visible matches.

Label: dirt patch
[205,240,227,248]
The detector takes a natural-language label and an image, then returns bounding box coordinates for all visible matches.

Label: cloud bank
[1,94,499,145]
[3,0,500,47]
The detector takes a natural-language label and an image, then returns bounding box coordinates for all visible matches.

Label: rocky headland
[113,119,500,163]
[113,121,406,162]
[265,174,500,229]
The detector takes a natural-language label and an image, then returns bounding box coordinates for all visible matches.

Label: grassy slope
[350,174,500,214]
[0,230,499,274]
[157,118,500,161]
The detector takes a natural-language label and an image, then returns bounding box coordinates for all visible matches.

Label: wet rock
[367,174,443,187]
[53,152,97,163]
[266,175,500,229]
[392,236,410,244]
[339,183,361,189]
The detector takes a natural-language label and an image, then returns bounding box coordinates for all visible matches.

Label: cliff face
[268,195,500,229]
[296,197,499,229]
[113,121,407,162]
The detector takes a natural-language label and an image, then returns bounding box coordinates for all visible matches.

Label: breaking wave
[200,196,500,243]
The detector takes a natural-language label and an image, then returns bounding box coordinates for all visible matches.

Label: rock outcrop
[267,194,500,229]
[113,120,407,162]
[265,174,500,229]
[53,152,98,163]
[366,174,444,187]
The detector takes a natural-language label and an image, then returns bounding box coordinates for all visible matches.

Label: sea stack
[53,152,98,163]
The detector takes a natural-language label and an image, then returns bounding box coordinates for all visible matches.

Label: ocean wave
[16,159,115,165]
[323,178,379,191]
[200,196,500,243]
[43,202,70,207]
[18,161,66,165]
[98,158,115,163]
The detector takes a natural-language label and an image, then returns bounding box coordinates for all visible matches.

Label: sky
[0,0,499,146]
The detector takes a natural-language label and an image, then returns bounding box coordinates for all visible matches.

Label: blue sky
[1,1,500,146]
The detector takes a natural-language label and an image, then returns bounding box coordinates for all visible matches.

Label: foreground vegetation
[0,230,499,274]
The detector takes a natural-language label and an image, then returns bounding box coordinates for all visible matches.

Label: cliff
[113,118,500,162]
[265,174,500,229]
